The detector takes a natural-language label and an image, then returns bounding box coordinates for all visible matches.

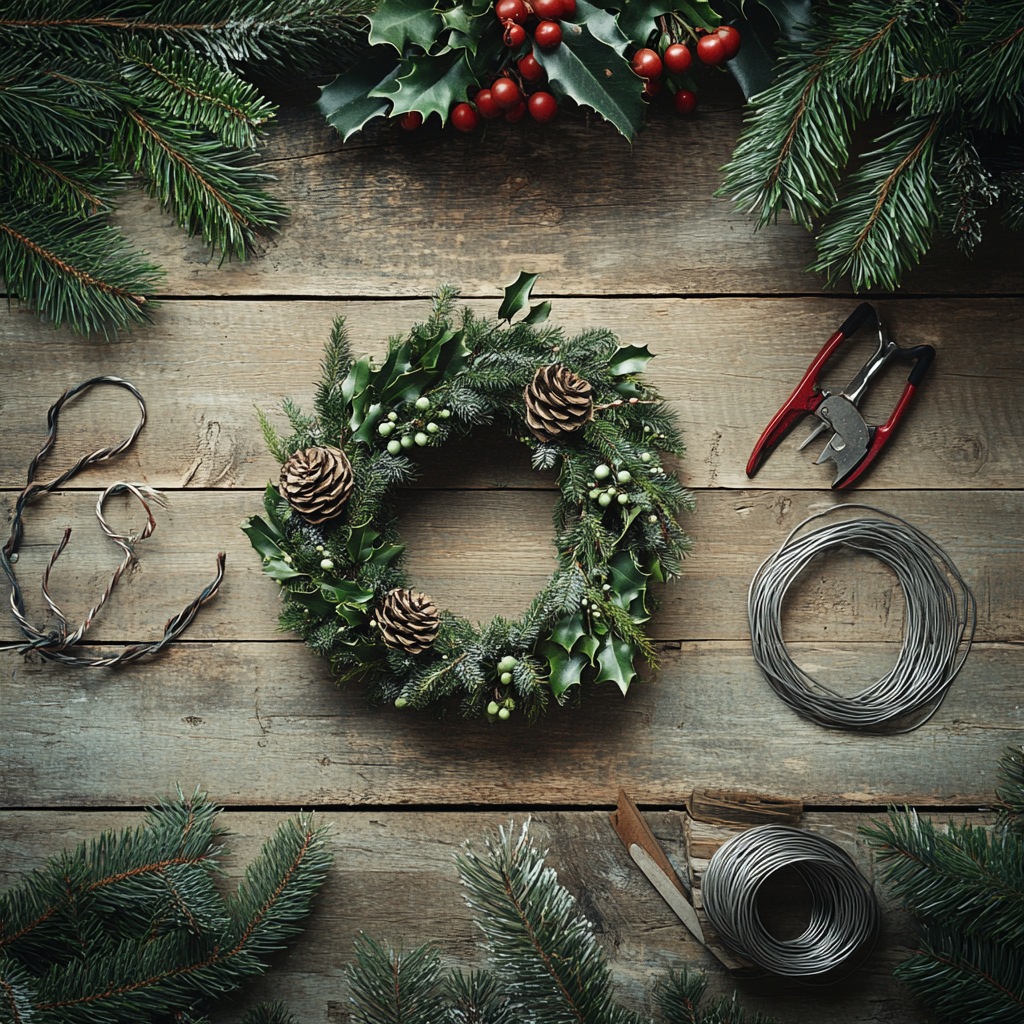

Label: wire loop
[1,377,225,667]
[748,504,976,732]
[702,825,879,980]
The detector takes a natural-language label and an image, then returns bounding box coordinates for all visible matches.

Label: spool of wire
[702,825,879,980]
[748,505,976,732]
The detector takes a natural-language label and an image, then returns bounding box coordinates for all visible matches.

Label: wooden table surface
[2,82,1022,1023]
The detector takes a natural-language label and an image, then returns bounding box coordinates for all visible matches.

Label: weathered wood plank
[2,640,1018,808]
[0,808,989,1023]
[2,489,1019,643]
[2,298,1020,490]
[103,106,1023,298]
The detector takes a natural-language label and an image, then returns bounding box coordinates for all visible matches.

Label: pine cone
[524,364,593,443]
[279,446,354,524]
[374,588,440,655]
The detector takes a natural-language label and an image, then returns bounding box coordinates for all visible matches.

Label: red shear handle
[835,346,935,489]
[747,303,876,478]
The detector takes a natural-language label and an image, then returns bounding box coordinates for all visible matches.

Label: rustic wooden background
[2,76,1022,1024]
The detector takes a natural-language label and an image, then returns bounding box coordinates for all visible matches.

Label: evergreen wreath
[244,274,693,722]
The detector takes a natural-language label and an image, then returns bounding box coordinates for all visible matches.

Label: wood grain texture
[2,297,1020,491]
[0,808,989,1024]
[103,106,1024,298]
[2,640,1019,808]
[2,489,1020,643]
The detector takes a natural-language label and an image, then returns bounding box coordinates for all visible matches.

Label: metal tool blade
[798,418,829,451]
[814,396,870,486]
[630,844,706,945]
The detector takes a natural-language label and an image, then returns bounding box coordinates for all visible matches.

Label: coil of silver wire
[702,825,879,980]
[747,505,976,732]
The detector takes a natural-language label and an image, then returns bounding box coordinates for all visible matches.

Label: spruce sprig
[0,1,368,337]
[0,787,332,1024]
[862,745,1024,1023]
[719,0,1024,291]
[347,820,773,1024]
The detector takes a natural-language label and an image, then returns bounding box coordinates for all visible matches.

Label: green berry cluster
[377,398,453,454]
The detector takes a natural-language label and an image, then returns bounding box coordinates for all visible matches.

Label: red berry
[475,88,503,119]
[398,110,423,130]
[491,76,521,110]
[696,33,726,65]
[643,77,662,99]
[663,43,692,75]
[631,47,662,80]
[715,24,741,59]
[503,21,526,46]
[495,0,527,23]
[561,0,576,17]
[533,0,564,19]
[504,98,527,122]
[528,91,558,122]
[518,53,545,82]
[673,88,696,114]
[534,20,562,48]
[451,102,480,132]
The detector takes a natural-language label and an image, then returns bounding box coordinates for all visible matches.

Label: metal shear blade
[813,396,870,487]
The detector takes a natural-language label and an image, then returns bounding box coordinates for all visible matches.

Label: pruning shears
[746,303,935,489]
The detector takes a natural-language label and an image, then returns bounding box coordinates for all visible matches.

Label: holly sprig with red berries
[317,0,791,141]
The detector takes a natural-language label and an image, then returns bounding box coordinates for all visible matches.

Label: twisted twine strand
[1,377,225,667]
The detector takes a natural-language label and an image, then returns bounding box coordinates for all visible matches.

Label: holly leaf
[538,640,590,699]
[352,402,385,444]
[574,0,631,54]
[523,300,551,324]
[549,612,586,653]
[440,4,493,53]
[573,631,600,661]
[607,550,650,610]
[262,482,288,531]
[321,581,375,605]
[264,558,306,581]
[748,0,813,40]
[367,0,444,53]
[289,589,336,618]
[371,50,477,125]
[317,53,401,142]
[671,0,720,30]
[594,633,637,694]
[498,271,541,322]
[612,0,718,48]
[242,514,285,560]
[608,343,653,375]
[534,22,645,140]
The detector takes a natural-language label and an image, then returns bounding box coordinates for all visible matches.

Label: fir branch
[347,935,449,1024]
[458,822,632,1024]
[0,53,117,158]
[996,745,1024,833]
[225,814,332,960]
[118,43,276,151]
[935,130,1000,254]
[808,115,943,291]
[256,405,289,463]
[959,0,1024,133]
[0,142,123,216]
[0,201,160,336]
[717,37,853,228]
[113,107,287,260]
[0,1,373,71]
